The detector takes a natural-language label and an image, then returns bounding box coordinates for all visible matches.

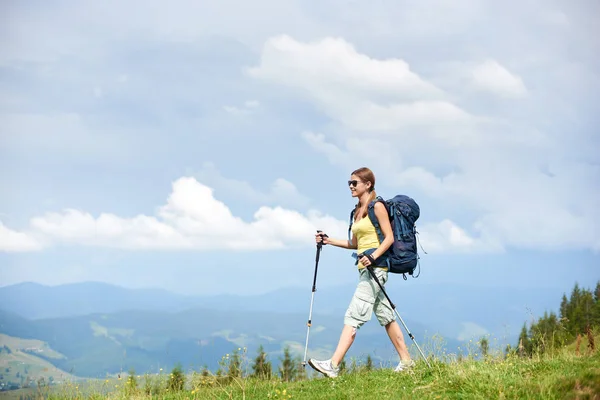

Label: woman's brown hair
[352,167,376,220]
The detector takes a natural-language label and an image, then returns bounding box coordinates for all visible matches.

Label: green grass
[21,341,599,400]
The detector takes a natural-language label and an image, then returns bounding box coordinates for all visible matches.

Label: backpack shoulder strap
[347,208,355,243]
[348,208,360,264]
[367,196,386,244]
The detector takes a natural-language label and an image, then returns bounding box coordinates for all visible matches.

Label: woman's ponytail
[354,189,377,219]
[350,166,377,220]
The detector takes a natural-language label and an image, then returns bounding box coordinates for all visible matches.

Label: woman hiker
[307,167,415,378]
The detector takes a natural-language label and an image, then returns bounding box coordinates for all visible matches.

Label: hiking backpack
[348,195,423,279]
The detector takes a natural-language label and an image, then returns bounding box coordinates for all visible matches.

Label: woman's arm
[316,232,357,249]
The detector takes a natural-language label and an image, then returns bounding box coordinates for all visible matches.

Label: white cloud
[301,131,353,168]
[1,176,500,254]
[302,131,400,171]
[0,222,44,252]
[247,35,443,99]
[470,59,528,98]
[6,177,347,251]
[302,130,599,254]
[417,220,503,254]
[400,158,600,252]
[277,33,599,253]
[246,35,476,132]
[2,1,598,259]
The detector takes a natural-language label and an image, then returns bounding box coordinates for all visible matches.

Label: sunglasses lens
[348,180,358,187]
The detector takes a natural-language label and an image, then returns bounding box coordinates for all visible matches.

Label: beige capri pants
[344,267,396,328]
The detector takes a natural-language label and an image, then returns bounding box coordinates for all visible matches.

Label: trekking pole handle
[316,230,328,247]
[357,252,376,265]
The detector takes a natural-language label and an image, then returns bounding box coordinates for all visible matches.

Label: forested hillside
[517,281,599,356]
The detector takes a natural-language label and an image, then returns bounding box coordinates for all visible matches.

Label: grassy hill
[0,334,78,391]
[2,280,596,397]
[13,333,599,399]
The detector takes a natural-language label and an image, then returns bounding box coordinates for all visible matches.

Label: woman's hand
[315,231,330,245]
[359,254,372,267]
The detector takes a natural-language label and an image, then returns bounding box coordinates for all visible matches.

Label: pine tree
[581,290,595,331]
[366,354,373,371]
[251,345,272,380]
[227,348,242,379]
[569,283,583,335]
[479,336,489,358]
[201,366,210,377]
[199,365,211,387]
[518,323,531,357]
[569,287,597,339]
[594,282,600,327]
[167,364,185,392]
[530,311,564,354]
[278,346,296,382]
[504,344,512,359]
[517,280,600,358]
[295,356,307,381]
[560,294,569,320]
[126,367,137,395]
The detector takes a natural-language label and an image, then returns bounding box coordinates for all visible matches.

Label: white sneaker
[308,358,339,378]
[394,359,415,372]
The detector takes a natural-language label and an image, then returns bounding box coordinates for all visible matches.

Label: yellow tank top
[351,215,382,269]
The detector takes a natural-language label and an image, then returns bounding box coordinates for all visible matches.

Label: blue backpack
[348,195,423,279]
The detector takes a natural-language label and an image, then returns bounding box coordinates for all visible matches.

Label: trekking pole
[361,257,432,368]
[302,230,328,368]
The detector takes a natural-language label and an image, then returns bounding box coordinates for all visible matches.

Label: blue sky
[1,0,599,298]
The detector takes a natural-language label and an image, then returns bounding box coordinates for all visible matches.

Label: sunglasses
[348,180,362,187]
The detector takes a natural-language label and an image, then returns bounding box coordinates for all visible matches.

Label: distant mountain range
[0,280,567,378]
[0,280,565,337]
[0,304,429,378]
